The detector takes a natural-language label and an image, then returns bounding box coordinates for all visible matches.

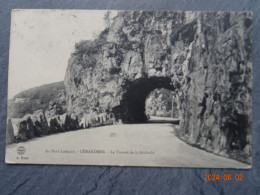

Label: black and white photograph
[6,10,252,168]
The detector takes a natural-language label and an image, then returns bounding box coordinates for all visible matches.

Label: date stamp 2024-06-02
[203,173,244,181]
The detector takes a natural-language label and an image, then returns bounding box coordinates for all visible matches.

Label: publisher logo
[17,146,26,155]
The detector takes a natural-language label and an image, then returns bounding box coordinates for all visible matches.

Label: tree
[104,11,111,28]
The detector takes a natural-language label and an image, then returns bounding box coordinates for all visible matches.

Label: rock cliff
[64,11,252,163]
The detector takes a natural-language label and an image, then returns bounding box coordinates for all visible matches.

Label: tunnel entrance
[112,77,175,123]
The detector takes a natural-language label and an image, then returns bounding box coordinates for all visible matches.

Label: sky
[8,9,117,99]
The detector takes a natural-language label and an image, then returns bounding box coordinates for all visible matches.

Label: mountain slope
[8,81,65,118]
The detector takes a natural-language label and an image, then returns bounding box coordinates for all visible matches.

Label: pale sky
[8,9,117,99]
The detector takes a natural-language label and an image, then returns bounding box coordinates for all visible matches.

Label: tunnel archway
[112,77,175,123]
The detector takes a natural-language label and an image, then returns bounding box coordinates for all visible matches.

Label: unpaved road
[6,122,250,168]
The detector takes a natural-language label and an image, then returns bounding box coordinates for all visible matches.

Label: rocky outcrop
[64,11,252,163]
[44,90,70,133]
[16,110,49,141]
[13,89,115,142]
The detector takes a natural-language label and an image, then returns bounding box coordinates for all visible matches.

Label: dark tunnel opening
[112,77,175,123]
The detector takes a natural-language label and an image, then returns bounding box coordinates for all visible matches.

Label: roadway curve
[6,118,250,168]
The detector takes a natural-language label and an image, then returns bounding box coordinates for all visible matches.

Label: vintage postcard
[6,10,252,168]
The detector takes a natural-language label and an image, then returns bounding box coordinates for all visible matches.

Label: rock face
[16,110,49,141]
[14,90,81,141]
[64,11,252,163]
